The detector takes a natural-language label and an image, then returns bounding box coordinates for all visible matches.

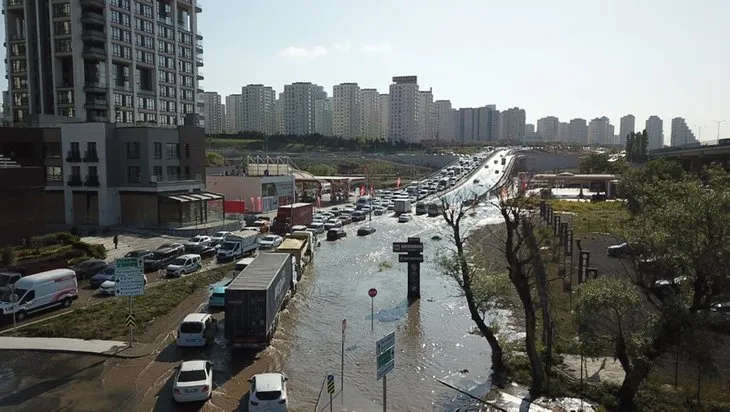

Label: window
[52,3,70,17]
[71,165,81,178]
[153,165,163,181]
[127,166,141,183]
[55,39,72,52]
[165,143,179,159]
[167,166,180,180]
[53,21,71,35]
[184,166,190,179]
[126,142,140,159]
[86,142,97,157]
[43,142,61,158]
[70,142,80,155]
[19,290,35,304]
[184,144,190,159]
[153,142,162,159]
[45,166,62,182]
[88,166,98,181]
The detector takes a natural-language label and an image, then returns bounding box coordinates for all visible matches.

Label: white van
[176,313,217,347]
[165,254,202,277]
[234,257,256,272]
[0,269,78,321]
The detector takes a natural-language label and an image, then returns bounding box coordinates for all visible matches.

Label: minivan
[165,254,202,277]
[176,313,217,347]
[0,269,78,321]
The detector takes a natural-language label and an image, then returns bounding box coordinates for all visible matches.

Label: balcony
[82,29,105,44]
[196,72,204,80]
[81,12,105,27]
[84,82,107,93]
[8,33,25,42]
[6,0,23,9]
[80,0,104,10]
[84,176,100,187]
[66,151,81,162]
[67,175,83,186]
[85,99,108,110]
[83,151,98,162]
[195,55,203,67]
[82,46,106,60]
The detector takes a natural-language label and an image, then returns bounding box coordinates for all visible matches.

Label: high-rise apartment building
[568,118,588,144]
[619,114,635,144]
[225,94,243,133]
[333,83,361,139]
[360,89,381,139]
[645,115,664,150]
[4,0,204,126]
[558,122,570,142]
[282,82,316,135]
[199,91,222,135]
[388,76,419,143]
[273,94,283,134]
[434,100,456,141]
[314,97,332,136]
[587,117,613,146]
[241,84,276,135]
[378,93,389,140]
[220,103,226,134]
[417,89,434,141]
[498,107,526,142]
[670,117,697,147]
[536,116,560,141]
[457,106,498,142]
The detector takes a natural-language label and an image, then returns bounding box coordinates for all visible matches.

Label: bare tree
[437,196,507,385]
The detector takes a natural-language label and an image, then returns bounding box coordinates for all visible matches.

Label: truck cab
[216,231,259,262]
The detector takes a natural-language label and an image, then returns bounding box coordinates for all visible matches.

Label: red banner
[359,185,365,196]
[223,200,246,214]
[257,197,263,212]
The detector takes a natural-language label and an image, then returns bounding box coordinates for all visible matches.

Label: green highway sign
[376,331,395,380]
[377,347,394,369]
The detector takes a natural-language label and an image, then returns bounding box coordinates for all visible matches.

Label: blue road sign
[327,374,334,382]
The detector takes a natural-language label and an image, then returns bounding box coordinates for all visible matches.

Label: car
[165,254,202,277]
[98,274,147,296]
[337,215,352,225]
[124,250,154,260]
[243,226,261,233]
[351,211,366,222]
[210,231,232,245]
[158,243,185,254]
[398,213,412,223]
[176,313,217,347]
[248,372,289,411]
[259,234,284,249]
[144,247,183,271]
[357,226,376,236]
[324,219,342,230]
[70,259,108,280]
[386,204,395,211]
[208,278,234,308]
[188,244,217,258]
[326,228,347,241]
[90,265,116,288]
[172,360,214,403]
[186,235,212,250]
[306,222,325,234]
[290,225,308,232]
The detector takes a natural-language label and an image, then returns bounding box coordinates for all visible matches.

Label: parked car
[291,225,308,232]
[337,215,352,225]
[185,235,212,251]
[373,207,385,216]
[243,226,260,233]
[398,213,412,223]
[98,274,147,296]
[172,360,214,403]
[351,211,366,222]
[324,219,342,230]
[90,265,116,289]
[248,372,289,411]
[357,226,376,236]
[157,243,185,254]
[306,222,325,235]
[176,313,217,347]
[0,269,78,321]
[124,250,154,260]
[259,234,284,249]
[210,231,232,245]
[70,259,108,280]
[188,244,217,259]
[145,247,183,271]
[165,254,202,277]
[326,228,347,241]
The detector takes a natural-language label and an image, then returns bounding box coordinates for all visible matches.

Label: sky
[2,0,729,142]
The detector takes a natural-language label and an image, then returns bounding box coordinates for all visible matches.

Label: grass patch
[378,260,393,271]
[545,200,628,235]
[14,265,233,341]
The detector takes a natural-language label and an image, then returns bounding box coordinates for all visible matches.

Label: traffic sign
[376,331,395,381]
[376,331,395,354]
[368,288,377,298]
[407,237,421,244]
[392,242,424,253]
[326,374,335,394]
[125,314,136,328]
[115,258,145,296]
[398,254,424,263]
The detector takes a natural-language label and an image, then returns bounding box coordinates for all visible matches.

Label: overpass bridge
[648,139,730,172]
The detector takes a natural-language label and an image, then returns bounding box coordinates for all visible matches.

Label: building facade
[4,0,204,126]
[241,84,276,135]
[314,97,332,136]
[360,88,380,139]
[498,107,526,142]
[568,118,588,144]
[434,100,456,142]
[378,93,389,140]
[282,82,316,135]
[587,116,613,146]
[645,115,664,150]
[199,91,222,135]
[417,89,434,141]
[670,117,697,147]
[619,114,635,144]
[388,76,419,143]
[537,116,560,141]
[332,83,361,139]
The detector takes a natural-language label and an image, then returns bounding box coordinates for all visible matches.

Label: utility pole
[693,125,705,143]
[713,120,726,140]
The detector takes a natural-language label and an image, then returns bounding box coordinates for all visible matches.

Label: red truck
[271,203,314,235]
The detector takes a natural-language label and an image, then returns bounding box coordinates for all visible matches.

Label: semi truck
[271,203,314,235]
[272,230,315,280]
[224,253,295,348]
[393,199,412,215]
[216,231,259,262]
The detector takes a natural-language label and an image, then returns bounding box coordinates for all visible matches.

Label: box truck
[224,253,295,348]
[216,231,259,262]
[394,199,412,215]
[271,203,314,235]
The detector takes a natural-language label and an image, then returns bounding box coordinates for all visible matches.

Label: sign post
[392,237,424,303]
[376,331,396,411]
[115,257,145,347]
[368,288,377,331]
[341,318,346,404]
[326,374,335,412]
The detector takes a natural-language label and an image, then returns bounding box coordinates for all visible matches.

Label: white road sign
[114,257,145,297]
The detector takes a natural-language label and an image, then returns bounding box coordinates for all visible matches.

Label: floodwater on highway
[0,150,514,412]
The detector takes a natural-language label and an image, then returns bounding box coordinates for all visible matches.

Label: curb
[0,345,154,359]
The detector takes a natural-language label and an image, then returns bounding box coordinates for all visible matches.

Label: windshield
[1,288,25,303]
[97,266,114,276]
[262,236,277,242]
[170,258,187,266]
[213,232,226,238]
[220,242,234,250]
[177,369,207,383]
[190,236,203,242]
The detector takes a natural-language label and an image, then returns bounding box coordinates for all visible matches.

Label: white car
[249,372,289,411]
[398,213,412,223]
[165,254,202,277]
[243,226,260,233]
[98,274,148,296]
[172,360,214,403]
[258,234,283,249]
[324,219,342,230]
[187,235,212,247]
[210,231,232,245]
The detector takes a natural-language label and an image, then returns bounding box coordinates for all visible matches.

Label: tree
[205,151,225,167]
[436,197,507,385]
[625,130,649,163]
[579,153,626,175]
[1,247,16,266]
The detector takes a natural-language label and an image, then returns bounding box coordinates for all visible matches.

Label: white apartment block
[417,89,434,141]
[587,117,613,146]
[333,83,361,139]
[434,100,457,141]
[568,118,588,143]
[379,93,389,140]
[360,89,381,139]
[273,95,283,134]
[645,115,664,150]
[558,122,570,142]
[199,92,222,134]
[282,82,316,135]
[225,94,243,133]
[314,97,333,136]
[537,116,560,141]
[221,104,226,134]
[241,84,276,135]
[619,114,635,144]
[498,107,526,141]
[670,117,697,147]
[4,0,204,126]
[388,76,419,143]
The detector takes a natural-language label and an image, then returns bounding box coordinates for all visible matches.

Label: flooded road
[0,150,514,412]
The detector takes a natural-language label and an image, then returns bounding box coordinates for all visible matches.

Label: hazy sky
[2,0,729,141]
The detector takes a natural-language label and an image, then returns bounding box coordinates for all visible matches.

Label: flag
[257,196,263,212]
[396,177,401,188]
[359,185,365,196]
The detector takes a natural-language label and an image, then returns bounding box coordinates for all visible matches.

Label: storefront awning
[161,191,224,203]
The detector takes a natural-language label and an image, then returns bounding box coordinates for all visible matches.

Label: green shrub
[27,232,80,248]
[1,247,16,266]
[70,240,106,259]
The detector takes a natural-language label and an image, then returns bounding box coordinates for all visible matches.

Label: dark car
[357,226,376,236]
[125,250,154,260]
[351,211,366,222]
[90,265,115,288]
[187,244,216,259]
[144,247,182,271]
[326,228,347,241]
[70,259,108,280]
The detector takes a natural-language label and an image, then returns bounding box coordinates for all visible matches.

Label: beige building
[379,94,390,140]
[360,89,381,139]
[388,76,419,143]
[333,83,361,139]
[241,84,276,135]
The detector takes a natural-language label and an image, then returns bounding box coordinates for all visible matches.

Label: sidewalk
[0,336,154,358]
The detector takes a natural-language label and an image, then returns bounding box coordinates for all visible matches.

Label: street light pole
[713,120,726,140]
[693,125,705,143]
